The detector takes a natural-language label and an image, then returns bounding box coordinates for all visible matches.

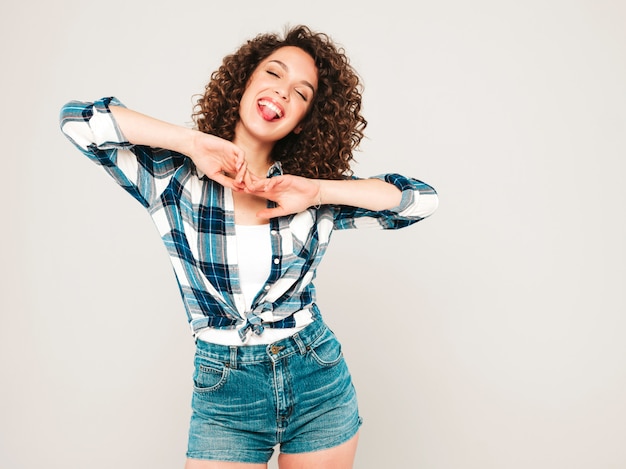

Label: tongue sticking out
[260,103,280,121]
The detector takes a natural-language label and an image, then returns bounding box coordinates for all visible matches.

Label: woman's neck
[233,133,274,177]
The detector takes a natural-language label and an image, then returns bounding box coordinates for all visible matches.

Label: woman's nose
[274,88,288,100]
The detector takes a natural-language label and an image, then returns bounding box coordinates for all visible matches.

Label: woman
[60,25,438,469]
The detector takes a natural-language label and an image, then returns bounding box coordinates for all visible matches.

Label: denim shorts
[186,319,362,463]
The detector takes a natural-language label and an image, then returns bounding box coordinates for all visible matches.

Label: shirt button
[271,230,278,235]
[273,258,280,264]
[264,285,271,291]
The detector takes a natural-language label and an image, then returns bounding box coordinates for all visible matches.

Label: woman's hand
[244,175,321,218]
[187,131,248,190]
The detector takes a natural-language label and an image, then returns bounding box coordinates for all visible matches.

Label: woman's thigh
[277,433,359,469]
[185,458,267,469]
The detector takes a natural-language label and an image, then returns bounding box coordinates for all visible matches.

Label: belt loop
[293,333,307,355]
[229,346,238,369]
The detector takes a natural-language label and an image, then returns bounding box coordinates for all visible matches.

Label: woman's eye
[267,70,279,77]
[296,90,308,102]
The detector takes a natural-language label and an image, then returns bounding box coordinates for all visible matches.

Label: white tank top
[234,223,272,312]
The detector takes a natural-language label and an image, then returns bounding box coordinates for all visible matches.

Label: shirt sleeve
[331,173,439,230]
[59,96,188,208]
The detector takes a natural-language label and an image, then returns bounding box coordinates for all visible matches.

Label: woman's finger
[256,206,286,219]
[235,160,248,184]
[233,148,245,171]
[245,177,269,192]
[210,172,237,189]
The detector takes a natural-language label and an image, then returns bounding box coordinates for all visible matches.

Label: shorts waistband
[194,319,328,366]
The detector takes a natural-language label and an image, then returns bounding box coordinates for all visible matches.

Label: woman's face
[236,46,318,145]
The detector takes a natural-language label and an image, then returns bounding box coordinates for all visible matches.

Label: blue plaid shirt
[59,97,438,341]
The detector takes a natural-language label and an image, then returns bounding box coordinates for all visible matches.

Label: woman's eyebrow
[268,59,316,94]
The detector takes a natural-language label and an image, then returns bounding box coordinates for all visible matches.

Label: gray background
[1,1,625,468]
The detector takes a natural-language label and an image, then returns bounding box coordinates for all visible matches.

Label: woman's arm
[245,175,402,219]
[109,105,195,154]
[318,178,402,211]
[244,173,438,228]
[109,106,247,190]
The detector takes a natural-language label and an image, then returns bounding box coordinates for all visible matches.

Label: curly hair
[192,25,367,179]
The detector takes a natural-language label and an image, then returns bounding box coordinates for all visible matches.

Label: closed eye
[266,67,310,101]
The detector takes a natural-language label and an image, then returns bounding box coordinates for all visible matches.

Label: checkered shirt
[59,97,438,341]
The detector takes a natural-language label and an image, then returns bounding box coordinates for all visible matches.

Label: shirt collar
[267,161,283,177]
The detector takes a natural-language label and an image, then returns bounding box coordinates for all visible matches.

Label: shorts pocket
[308,329,344,367]
[193,356,229,393]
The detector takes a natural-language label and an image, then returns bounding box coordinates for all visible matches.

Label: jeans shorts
[186,319,362,463]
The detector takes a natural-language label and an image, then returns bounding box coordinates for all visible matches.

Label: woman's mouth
[258,99,283,121]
